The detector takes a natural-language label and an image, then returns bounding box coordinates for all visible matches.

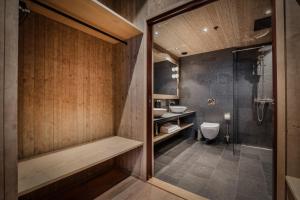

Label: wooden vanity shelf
[18,136,143,196]
[23,0,143,44]
[154,123,194,144]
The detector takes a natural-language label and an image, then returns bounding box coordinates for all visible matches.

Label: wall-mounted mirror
[153,45,179,99]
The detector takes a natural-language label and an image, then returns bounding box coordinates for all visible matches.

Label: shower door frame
[146,1,279,200]
[232,42,273,146]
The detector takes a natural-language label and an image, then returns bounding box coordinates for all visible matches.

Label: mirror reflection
[153,46,179,97]
[154,60,178,95]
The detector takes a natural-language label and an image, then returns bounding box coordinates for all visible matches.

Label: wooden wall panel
[112,33,145,179]
[0,0,19,199]
[286,0,300,178]
[0,0,5,198]
[111,0,192,180]
[111,0,147,180]
[18,13,114,159]
[275,0,286,199]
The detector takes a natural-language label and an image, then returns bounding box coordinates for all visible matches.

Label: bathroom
[152,1,274,200]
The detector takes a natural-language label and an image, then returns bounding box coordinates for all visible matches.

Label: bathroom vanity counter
[154,110,195,123]
[153,111,196,144]
[153,123,194,144]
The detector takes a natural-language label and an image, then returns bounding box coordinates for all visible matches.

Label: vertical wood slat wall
[0,0,18,199]
[18,13,114,159]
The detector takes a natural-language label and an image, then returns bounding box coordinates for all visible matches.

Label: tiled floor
[154,136,273,200]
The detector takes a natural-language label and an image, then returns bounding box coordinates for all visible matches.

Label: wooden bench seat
[18,136,143,196]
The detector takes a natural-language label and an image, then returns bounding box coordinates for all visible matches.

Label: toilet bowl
[200,122,220,140]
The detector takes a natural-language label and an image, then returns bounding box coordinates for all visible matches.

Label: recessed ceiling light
[181,52,188,55]
[175,47,179,50]
[265,9,272,15]
[214,26,219,30]
[203,27,208,32]
[154,31,159,35]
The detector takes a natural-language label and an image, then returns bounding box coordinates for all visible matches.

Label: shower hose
[257,102,265,123]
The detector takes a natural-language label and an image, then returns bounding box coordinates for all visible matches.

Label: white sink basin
[153,108,167,117]
[169,106,187,113]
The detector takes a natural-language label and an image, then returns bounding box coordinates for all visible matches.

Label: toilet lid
[201,122,220,128]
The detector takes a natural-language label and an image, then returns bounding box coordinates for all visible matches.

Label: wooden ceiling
[153,0,272,57]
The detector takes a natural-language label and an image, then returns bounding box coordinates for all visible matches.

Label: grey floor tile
[155,154,176,165]
[236,177,269,199]
[240,151,260,160]
[188,162,215,179]
[177,173,208,195]
[197,153,221,168]
[154,138,273,200]
[201,176,238,200]
[235,193,271,200]
[156,172,180,185]
[154,161,167,173]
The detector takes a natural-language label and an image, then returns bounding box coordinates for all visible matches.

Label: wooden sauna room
[17,0,145,199]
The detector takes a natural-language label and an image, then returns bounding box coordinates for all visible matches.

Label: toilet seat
[201,122,219,128]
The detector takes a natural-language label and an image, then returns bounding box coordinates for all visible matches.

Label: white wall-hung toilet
[200,122,220,140]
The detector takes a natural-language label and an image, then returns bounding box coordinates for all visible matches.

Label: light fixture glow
[154,31,159,35]
[172,67,179,72]
[265,9,272,15]
[203,27,208,32]
[172,74,179,79]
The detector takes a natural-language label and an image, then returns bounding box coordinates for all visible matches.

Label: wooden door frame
[0,0,18,199]
[146,0,217,180]
[146,1,279,200]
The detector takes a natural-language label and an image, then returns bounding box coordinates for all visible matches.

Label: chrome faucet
[168,100,175,112]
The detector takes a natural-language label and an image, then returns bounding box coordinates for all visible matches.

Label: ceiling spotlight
[154,31,159,35]
[265,9,272,15]
[203,27,208,32]
[181,52,188,55]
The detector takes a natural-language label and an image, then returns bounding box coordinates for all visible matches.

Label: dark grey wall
[180,48,274,148]
[154,61,177,95]
[180,49,234,141]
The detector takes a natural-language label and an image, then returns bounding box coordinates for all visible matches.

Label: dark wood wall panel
[18,13,114,159]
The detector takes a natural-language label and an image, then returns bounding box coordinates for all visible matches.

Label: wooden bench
[18,136,143,196]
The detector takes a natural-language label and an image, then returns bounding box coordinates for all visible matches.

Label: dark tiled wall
[180,49,234,141]
[180,48,274,148]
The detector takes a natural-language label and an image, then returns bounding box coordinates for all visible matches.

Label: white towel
[160,123,180,133]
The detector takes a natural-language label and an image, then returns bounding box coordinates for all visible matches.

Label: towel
[160,123,180,133]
